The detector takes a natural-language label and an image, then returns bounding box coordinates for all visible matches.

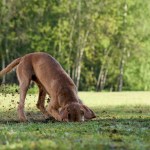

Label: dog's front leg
[46,104,62,121]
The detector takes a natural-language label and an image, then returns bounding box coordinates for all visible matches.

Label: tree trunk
[1,55,6,84]
[75,48,84,89]
[96,49,110,91]
[101,69,108,91]
[74,30,89,90]
[96,65,108,91]
[67,13,77,76]
[96,65,104,91]
[117,1,127,91]
[118,55,124,91]
[69,0,91,89]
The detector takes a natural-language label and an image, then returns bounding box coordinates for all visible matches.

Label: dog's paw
[62,118,68,122]
[55,116,64,122]
[19,117,28,122]
[43,114,51,119]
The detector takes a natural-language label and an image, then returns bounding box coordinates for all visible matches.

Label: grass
[0,91,150,150]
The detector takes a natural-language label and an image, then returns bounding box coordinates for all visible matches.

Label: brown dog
[0,52,96,122]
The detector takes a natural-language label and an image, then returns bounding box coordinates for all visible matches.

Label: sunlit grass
[79,91,150,106]
[0,92,150,150]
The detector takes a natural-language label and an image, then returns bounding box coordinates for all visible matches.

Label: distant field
[0,92,150,150]
[80,91,150,106]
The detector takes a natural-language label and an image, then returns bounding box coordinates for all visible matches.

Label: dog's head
[60,103,96,122]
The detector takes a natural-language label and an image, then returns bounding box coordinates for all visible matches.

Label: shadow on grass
[0,117,149,126]
[0,105,149,126]
[0,110,57,124]
[0,117,57,124]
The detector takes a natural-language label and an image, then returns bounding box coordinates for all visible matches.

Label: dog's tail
[0,57,22,77]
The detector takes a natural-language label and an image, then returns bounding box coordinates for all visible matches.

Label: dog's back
[17,52,75,95]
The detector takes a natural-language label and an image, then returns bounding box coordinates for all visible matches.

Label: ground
[0,92,150,150]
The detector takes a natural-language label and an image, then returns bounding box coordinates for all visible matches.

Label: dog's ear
[81,105,96,120]
[78,99,83,104]
[59,105,69,122]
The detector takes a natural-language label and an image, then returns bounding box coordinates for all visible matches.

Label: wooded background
[0,0,150,91]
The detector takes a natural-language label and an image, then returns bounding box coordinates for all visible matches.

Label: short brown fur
[0,52,96,122]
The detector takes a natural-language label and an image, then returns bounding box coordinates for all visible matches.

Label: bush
[0,84,39,94]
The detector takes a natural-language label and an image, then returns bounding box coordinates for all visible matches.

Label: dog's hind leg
[18,80,31,122]
[17,65,32,122]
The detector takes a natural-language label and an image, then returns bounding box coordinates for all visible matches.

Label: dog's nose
[81,116,85,122]
[63,118,68,122]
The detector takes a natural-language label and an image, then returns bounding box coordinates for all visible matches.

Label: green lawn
[0,92,150,150]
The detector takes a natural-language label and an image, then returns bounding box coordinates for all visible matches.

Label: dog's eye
[81,110,84,115]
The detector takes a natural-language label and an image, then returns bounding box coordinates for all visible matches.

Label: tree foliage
[0,0,149,91]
